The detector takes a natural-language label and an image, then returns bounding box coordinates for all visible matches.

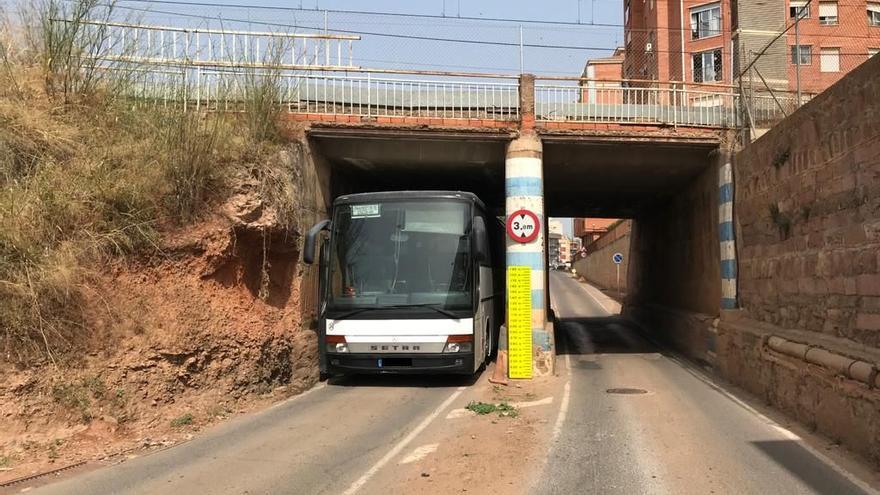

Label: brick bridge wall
[625,159,723,366]
[721,55,880,464]
[572,220,631,295]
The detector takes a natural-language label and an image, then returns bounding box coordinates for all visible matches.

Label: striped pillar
[506,133,553,375]
[719,160,737,310]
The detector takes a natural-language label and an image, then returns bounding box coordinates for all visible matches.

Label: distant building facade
[574,218,620,247]
[580,47,625,104]
[621,0,880,94]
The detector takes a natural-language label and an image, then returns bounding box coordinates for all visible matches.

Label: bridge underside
[310,127,718,219]
[307,124,726,377]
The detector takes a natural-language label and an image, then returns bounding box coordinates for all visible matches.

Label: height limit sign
[506,209,540,243]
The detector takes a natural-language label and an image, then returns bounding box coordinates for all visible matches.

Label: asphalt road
[27,374,478,495]
[25,271,878,495]
[537,270,877,495]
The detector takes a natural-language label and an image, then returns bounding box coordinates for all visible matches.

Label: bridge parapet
[71,18,786,133]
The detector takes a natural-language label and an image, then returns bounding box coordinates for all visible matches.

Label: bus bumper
[326,352,475,375]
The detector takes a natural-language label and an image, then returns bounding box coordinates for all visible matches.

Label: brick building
[623,0,734,83]
[573,218,620,247]
[622,0,880,93]
[580,48,625,103]
[783,1,880,93]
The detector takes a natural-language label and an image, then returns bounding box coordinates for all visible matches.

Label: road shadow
[554,315,659,356]
[327,368,484,388]
[751,440,871,495]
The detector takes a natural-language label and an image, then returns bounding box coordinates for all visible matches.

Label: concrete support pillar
[506,132,553,376]
[715,149,737,310]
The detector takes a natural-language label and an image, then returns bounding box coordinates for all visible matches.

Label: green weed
[170,413,194,427]
[466,401,519,418]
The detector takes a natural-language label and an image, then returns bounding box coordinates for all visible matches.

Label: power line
[63,2,880,59]
[88,2,622,52]
[111,0,880,40]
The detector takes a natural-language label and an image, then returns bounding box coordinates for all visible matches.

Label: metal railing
[119,67,521,120]
[79,19,746,129]
[283,74,520,120]
[743,91,816,130]
[68,19,360,69]
[535,81,739,128]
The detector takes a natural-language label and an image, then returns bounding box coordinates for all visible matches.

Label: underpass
[543,271,875,495]
[21,274,879,495]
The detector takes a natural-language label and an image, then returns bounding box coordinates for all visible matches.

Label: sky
[28,0,627,77]
[0,0,614,233]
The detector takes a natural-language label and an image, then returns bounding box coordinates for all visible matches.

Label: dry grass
[0,1,301,365]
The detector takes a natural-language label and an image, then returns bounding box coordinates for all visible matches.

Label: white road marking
[512,396,554,408]
[575,279,618,315]
[444,397,554,419]
[445,408,470,419]
[342,387,465,495]
[670,356,880,495]
[551,353,572,443]
[399,443,439,464]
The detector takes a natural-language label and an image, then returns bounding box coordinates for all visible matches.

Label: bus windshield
[327,200,472,312]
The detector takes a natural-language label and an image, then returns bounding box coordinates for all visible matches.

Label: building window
[791,45,812,64]
[691,3,722,39]
[790,0,810,19]
[820,47,840,72]
[693,49,723,82]
[819,2,838,25]
[869,3,880,26]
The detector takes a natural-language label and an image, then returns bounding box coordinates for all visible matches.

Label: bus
[303,191,502,376]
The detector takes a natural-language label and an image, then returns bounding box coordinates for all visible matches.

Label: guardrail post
[519,73,535,132]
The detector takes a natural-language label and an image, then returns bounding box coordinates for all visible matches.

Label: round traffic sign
[506,209,540,243]
[612,252,624,264]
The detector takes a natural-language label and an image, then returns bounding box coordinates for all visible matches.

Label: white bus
[303,191,501,376]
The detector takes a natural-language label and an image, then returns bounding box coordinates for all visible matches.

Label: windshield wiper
[393,303,459,319]
[332,303,460,321]
[332,307,381,321]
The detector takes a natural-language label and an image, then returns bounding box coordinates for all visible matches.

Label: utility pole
[519,25,524,74]
[795,9,802,106]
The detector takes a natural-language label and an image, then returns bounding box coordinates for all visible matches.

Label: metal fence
[535,82,738,128]
[79,18,744,129]
[67,18,360,69]
[119,66,743,127]
[284,74,520,119]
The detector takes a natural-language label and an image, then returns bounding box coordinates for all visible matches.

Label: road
[25,373,487,495]
[25,271,878,495]
[539,270,877,495]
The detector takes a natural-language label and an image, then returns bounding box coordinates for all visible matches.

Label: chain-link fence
[6,0,877,134]
[83,2,623,77]
[735,0,880,137]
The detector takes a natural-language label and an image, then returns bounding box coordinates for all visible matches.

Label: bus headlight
[443,335,473,353]
[326,335,347,353]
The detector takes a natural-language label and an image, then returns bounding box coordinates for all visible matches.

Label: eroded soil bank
[1,175,319,483]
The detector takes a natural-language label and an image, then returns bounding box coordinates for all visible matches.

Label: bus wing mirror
[472,216,489,263]
[303,219,331,264]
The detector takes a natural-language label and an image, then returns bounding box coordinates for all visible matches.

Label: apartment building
[622,0,880,93]
[782,0,880,93]
[623,0,734,83]
[573,218,619,247]
[579,48,625,103]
